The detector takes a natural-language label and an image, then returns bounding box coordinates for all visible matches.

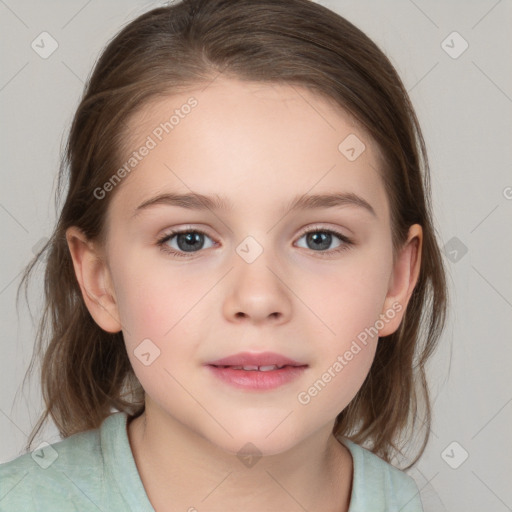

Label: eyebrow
[132,191,376,218]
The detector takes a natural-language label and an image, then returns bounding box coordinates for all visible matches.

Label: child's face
[80,78,420,455]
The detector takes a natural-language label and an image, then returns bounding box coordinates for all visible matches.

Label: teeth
[223,364,287,371]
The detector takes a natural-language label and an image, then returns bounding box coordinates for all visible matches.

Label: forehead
[108,77,388,220]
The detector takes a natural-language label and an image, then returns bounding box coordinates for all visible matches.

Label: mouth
[205,352,308,390]
[205,351,307,368]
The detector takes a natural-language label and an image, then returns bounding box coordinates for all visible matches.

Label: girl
[1,0,447,510]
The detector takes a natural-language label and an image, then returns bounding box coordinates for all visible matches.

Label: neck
[127,401,353,512]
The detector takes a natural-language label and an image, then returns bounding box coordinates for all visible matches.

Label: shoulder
[0,414,120,511]
[341,438,424,512]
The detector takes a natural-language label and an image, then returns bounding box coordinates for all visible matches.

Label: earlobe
[65,226,122,333]
[379,224,422,337]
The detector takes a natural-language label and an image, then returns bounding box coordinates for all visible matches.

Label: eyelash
[156,225,353,259]
[156,228,215,258]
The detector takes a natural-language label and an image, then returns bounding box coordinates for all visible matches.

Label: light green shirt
[0,412,423,511]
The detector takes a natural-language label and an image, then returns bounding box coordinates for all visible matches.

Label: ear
[378,224,422,337]
[65,226,122,333]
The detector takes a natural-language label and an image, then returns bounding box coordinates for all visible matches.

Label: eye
[156,225,353,259]
[157,228,216,257]
[295,227,353,255]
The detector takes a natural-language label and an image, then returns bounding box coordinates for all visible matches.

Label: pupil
[308,232,331,250]
[177,232,204,252]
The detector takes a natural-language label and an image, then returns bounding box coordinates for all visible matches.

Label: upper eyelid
[297,224,350,237]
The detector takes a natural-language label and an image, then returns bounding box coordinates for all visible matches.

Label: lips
[205,352,309,390]
[206,351,307,370]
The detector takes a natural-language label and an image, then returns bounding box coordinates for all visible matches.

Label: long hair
[17,0,447,469]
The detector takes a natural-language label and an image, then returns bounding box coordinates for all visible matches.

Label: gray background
[1,1,511,511]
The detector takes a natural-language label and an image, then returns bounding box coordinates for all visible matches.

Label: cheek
[298,245,393,343]
[292,246,392,410]
[112,264,203,411]
[109,253,212,391]
[111,251,208,342]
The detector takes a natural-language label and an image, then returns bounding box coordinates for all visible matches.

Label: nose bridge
[223,233,292,323]
[233,234,279,293]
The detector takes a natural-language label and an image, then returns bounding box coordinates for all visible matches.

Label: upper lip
[206,351,307,367]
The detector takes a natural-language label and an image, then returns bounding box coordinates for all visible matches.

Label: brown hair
[17,0,447,469]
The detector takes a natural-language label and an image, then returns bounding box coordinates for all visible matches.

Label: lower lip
[205,365,308,390]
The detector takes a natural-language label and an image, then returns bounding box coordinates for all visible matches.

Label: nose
[222,249,292,325]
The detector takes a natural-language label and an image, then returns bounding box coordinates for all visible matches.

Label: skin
[66,77,422,512]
